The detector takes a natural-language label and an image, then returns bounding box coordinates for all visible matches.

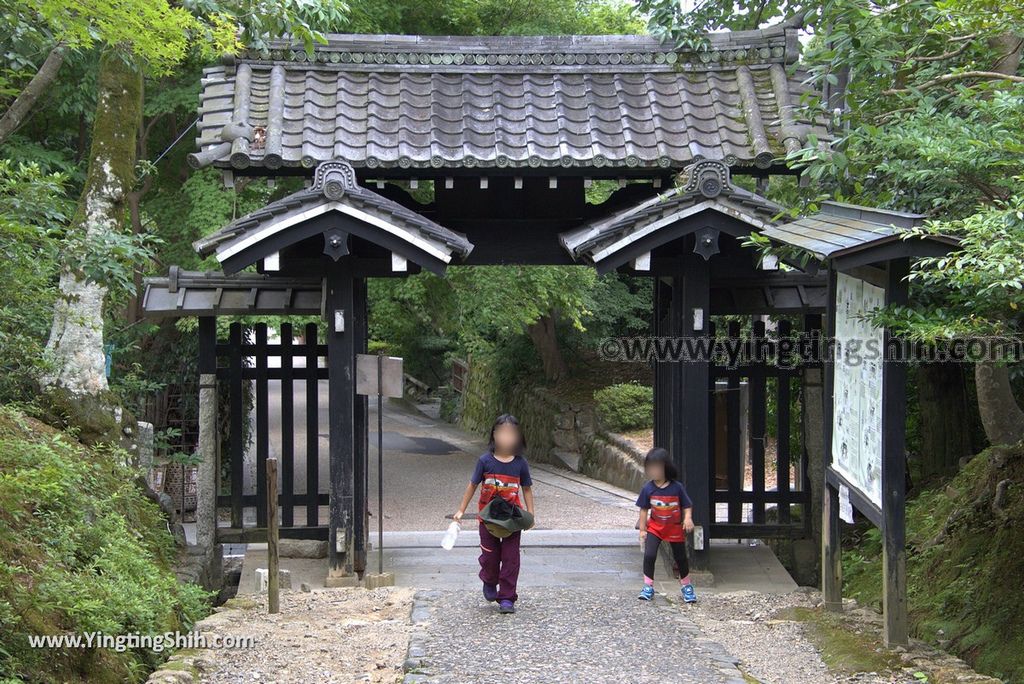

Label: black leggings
[643,533,689,580]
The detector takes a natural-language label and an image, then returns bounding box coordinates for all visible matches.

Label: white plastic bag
[441,521,461,550]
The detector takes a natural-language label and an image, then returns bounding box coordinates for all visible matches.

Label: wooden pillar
[352,276,369,577]
[882,258,909,646]
[822,482,843,611]
[672,250,711,569]
[653,278,669,447]
[266,457,280,614]
[196,317,218,552]
[326,264,356,579]
[821,267,843,610]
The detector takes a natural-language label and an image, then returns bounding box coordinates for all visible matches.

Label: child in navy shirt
[453,414,534,614]
[636,447,697,603]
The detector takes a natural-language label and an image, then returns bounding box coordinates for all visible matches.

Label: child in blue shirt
[453,414,534,614]
[636,447,697,603]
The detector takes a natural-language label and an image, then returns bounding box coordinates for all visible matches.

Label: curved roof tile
[191,26,825,173]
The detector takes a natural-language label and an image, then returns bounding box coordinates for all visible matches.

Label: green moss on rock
[843,444,1024,682]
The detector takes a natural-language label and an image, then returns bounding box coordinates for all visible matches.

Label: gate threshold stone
[381,528,637,549]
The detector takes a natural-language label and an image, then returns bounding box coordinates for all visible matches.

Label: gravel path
[404,588,746,684]
[198,588,413,684]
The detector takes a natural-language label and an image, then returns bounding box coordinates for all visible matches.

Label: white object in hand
[441,521,461,550]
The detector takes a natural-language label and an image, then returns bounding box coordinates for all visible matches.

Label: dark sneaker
[498,600,515,614]
[482,583,498,602]
[638,585,655,601]
[681,584,697,603]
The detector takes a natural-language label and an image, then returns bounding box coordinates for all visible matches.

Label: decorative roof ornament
[314,160,358,200]
[681,159,732,199]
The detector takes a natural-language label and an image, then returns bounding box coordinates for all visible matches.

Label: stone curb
[652,593,749,684]
[403,589,443,682]
[143,602,251,684]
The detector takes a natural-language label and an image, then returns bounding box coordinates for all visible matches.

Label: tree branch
[0,44,66,146]
[882,70,1024,95]
[902,38,974,64]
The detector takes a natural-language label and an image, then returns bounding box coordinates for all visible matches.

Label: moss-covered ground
[842,445,1024,683]
[0,405,211,683]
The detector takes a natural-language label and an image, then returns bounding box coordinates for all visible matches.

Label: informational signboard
[355,354,404,398]
[831,272,885,509]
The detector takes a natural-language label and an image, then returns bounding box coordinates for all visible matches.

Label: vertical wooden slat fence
[214,321,330,542]
[708,315,819,539]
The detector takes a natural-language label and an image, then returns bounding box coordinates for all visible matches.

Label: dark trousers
[478,522,521,603]
[643,532,689,580]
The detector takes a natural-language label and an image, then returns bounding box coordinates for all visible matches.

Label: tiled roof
[561,159,785,262]
[190,26,824,173]
[193,160,473,260]
[761,202,944,261]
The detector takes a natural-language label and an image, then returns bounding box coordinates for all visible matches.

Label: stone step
[552,449,581,471]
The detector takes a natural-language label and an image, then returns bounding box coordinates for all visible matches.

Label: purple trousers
[478,522,521,603]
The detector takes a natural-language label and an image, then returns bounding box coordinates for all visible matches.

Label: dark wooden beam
[326,263,356,579]
[305,322,320,527]
[353,276,369,577]
[674,249,712,569]
[881,257,909,646]
[830,239,955,272]
[821,266,843,611]
[216,526,329,543]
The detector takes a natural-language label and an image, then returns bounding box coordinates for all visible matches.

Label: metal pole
[377,353,384,575]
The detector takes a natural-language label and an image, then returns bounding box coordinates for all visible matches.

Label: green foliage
[7,0,207,74]
[0,162,68,402]
[651,1,1024,353]
[593,382,653,432]
[842,445,1024,681]
[0,406,211,683]
[343,0,643,36]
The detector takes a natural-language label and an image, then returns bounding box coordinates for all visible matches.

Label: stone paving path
[404,588,747,684]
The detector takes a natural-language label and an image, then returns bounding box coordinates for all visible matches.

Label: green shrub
[0,406,211,683]
[594,382,654,432]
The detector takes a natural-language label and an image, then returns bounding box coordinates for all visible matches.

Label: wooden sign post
[823,259,910,646]
[356,353,403,587]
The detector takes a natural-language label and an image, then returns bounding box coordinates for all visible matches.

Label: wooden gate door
[213,322,331,542]
[708,317,819,540]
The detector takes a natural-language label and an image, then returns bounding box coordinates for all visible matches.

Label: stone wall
[455,359,646,491]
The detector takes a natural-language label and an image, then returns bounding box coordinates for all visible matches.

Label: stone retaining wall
[455,360,646,491]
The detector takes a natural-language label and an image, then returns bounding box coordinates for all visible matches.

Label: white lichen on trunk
[40,53,143,397]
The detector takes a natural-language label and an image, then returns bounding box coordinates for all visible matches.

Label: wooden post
[228,323,244,530]
[267,457,279,614]
[304,322,319,528]
[326,265,356,581]
[822,483,843,611]
[652,278,669,447]
[352,277,368,576]
[821,267,843,611]
[677,249,711,569]
[881,258,909,646]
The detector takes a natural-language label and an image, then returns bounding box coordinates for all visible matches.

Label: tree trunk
[989,33,1023,77]
[526,313,569,383]
[41,50,143,396]
[974,361,1024,446]
[0,44,66,145]
[917,362,974,476]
